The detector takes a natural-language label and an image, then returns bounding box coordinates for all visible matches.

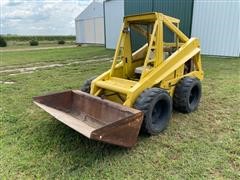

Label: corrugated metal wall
[95,18,105,43]
[153,0,193,40]
[75,20,84,43]
[124,0,194,50]
[124,0,153,50]
[75,17,104,44]
[124,0,153,14]
[191,0,240,57]
[104,0,124,48]
[75,2,104,44]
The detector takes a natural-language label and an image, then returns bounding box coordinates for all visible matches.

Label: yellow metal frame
[90,12,204,107]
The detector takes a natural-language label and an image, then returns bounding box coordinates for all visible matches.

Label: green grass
[0,47,239,179]
[1,46,114,67]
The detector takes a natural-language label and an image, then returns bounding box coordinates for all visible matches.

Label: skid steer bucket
[33,90,143,147]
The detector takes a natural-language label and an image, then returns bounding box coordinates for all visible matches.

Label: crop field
[0,46,239,179]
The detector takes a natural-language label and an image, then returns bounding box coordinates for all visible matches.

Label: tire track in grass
[0,81,15,84]
[0,58,112,76]
[0,45,77,52]
[0,55,111,70]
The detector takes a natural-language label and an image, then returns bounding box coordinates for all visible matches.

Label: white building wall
[95,17,105,44]
[191,1,240,57]
[75,2,104,44]
[75,20,82,43]
[104,0,124,49]
[84,19,95,43]
[76,17,104,44]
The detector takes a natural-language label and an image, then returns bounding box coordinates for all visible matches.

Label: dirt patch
[9,71,34,76]
[0,81,15,84]
[0,55,110,71]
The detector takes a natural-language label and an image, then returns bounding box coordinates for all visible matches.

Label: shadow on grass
[34,117,150,167]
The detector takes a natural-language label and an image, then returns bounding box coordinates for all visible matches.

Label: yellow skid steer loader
[34,13,204,147]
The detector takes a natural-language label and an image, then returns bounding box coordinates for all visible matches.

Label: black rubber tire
[134,88,172,135]
[173,77,202,113]
[80,76,96,93]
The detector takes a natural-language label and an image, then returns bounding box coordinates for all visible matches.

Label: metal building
[104,0,124,49]
[104,0,193,49]
[191,0,240,57]
[104,0,239,57]
[124,0,194,50]
[75,1,104,44]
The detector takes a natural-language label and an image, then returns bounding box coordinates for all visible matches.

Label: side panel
[83,19,95,43]
[76,18,104,44]
[153,0,193,41]
[124,0,153,51]
[75,20,81,43]
[124,0,194,49]
[76,20,86,44]
[95,17,105,44]
[191,0,240,57]
[124,0,153,15]
[104,0,124,49]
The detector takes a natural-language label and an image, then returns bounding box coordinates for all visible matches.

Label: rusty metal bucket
[33,90,143,147]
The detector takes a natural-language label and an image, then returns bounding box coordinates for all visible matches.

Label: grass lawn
[0,46,114,67]
[0,47,239,179]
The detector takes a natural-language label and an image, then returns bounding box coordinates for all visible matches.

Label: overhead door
[83,19,95,43]
[95,17,104,44]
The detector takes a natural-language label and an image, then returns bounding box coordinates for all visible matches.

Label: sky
[0,0,99,35]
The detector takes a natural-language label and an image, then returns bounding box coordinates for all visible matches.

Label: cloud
[0,0,10,6]
[6,0,23,6]
[5,9,33,19]
[1,0,94,35]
